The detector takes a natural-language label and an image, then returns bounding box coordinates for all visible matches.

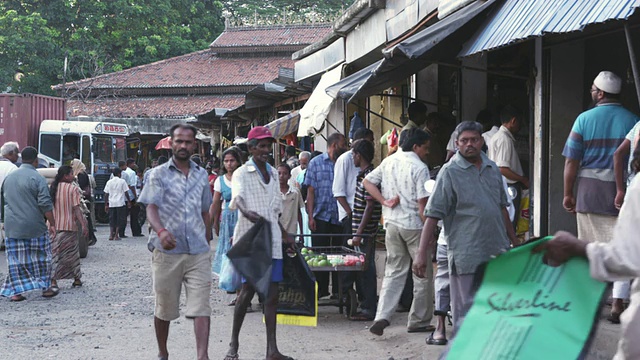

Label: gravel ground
[0,224,621,359]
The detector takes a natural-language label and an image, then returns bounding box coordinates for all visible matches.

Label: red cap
[247,126,274,141]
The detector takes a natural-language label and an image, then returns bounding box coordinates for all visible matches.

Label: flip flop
[10,294,26,302]
[608,312,621,324]
[42,287,59,298]
[426,332,448,346]
[223,353,239,360]
[349,312,374,321]
[407,325,436,333]
[72,280,83,288]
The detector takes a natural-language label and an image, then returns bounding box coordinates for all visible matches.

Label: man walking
[0,146,58,302]
[563,71,638,323]
[304,133,348,298]
[414,121,516,332]
[138,124,213,360]
[363,128,433,336]
[225,126,293,360]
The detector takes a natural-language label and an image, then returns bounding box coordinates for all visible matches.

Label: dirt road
[0,224,620,359]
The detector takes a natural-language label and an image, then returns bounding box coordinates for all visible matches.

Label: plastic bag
[516,190,530,235]
[219,255,241,292]
[227,218,273,298]
[275,247,317,326]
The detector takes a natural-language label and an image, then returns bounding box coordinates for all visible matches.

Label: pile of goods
[301,247,364,267]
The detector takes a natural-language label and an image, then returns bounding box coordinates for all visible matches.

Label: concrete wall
[461,55,487,121]
[546,40,585,235]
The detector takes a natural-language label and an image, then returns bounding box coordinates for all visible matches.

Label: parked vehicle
[0,93,66,148]
[39,120,130,223]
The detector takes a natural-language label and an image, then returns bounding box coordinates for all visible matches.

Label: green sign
[447,237,606,360]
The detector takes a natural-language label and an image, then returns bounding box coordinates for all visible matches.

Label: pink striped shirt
[53,182,82,232]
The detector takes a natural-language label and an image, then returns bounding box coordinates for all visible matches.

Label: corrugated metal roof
[460,0,640,57]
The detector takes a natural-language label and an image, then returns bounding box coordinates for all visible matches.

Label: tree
[222,0,354,25]
[0,0,225,95]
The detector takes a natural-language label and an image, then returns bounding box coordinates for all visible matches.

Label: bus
[39,120,129,223]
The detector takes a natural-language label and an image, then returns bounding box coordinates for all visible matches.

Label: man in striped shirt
[563,71,638,323]
[346,139,381,321]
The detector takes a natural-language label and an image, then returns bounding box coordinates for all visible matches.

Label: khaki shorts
[152,250,212,321]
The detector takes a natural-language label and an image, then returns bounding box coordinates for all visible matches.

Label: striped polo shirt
[351,166,382,235]
[562,103,638,215]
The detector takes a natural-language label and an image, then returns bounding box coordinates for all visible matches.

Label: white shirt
[0,159,17,218]
[482,126,500,148]
[104,176,129,207]
[230,161,283,259]
[487,125,524,184]
[446,130,458,152]
[332,150,360,221]
[586,175,640,359]
[365,150,430,230]
[290,165,302,188]
[124,167,137,187]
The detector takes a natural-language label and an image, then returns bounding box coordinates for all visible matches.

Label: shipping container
[0,93,66,148]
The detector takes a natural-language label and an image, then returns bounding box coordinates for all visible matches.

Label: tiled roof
[67,95,245,118]
[54,49,294,90]
[210,24,333,48]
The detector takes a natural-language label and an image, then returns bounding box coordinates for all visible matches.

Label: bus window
[93,136,112,163]
[115,137,126,162]
[40,134,61,162]
[81,135,91,173]
[63,135,80,165]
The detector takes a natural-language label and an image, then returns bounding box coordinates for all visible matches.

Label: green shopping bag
[447,237,606,360]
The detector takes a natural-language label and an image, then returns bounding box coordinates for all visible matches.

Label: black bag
[277,247,317,317]
[226,218,273,298]
[300,170,309,201]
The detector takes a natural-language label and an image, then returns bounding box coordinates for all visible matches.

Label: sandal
[349,312,374,321]
[42,287,59,298]
[426,331,448,346]
[72,279,83,288]
[228,298,237,306]
[10,294,26,302]
[224,353,239,360]
[369,319,390,336]
[608,312,621,324]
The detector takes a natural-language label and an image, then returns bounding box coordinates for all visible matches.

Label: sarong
[0,232,52,296]
[52,230,81,280]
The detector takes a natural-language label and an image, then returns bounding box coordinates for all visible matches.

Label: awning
[460,0,640,57]
[265,111,300,139]
[325,0,497,103]
[297,65,343,136]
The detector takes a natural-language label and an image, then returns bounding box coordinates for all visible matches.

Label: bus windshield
[94,136,127,163]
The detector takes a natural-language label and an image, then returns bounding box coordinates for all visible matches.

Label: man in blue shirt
[139,124,213,360]
[563,71,639,323]
[304,132,348,298]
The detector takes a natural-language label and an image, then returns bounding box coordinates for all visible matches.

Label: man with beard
[138,124,213,360]
[304,133,348,299]
[563,71,638,323]
[413,121,516,334]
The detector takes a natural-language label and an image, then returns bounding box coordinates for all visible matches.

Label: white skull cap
[593,71,622,94]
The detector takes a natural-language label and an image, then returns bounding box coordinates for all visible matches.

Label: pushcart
[295,233,377,316]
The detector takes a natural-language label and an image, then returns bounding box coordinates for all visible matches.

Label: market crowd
[1,70,639,359]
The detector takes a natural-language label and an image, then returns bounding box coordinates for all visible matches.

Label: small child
[277,164,304,241]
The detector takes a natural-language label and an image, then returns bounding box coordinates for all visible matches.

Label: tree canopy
[0,0,225,95]
[222,0,354,25]
[0,0,353,95]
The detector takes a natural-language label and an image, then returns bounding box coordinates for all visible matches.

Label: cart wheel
[347,288,358,317]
